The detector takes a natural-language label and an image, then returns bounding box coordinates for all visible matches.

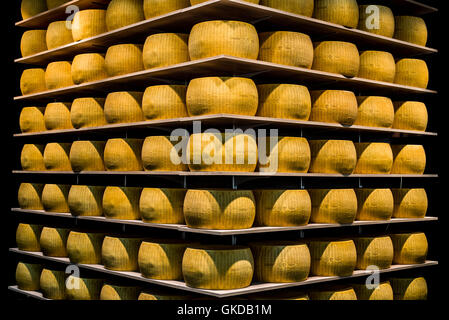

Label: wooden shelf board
[8,286,49,300]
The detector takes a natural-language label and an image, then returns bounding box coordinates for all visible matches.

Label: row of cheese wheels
[18,183,428,227]
[20,139,427,175]
[19,88,429,133]
[16,223,429,289]
[15,260,428,300]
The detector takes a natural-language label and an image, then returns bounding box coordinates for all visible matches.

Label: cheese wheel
[39,269,66,300]
[139,188,186,224]
[45,61,74,89]
[358,5,395,38]
[391,232,428,264]
[21,0,47,19]
[67,231,104,264]
[69,141,106,172]
[182,246,254,289]
[394,59,429,88]
[143,33,189,69]
[355,188,394,221]
[16,223,42,252]
[42,184,70,212]
[105,0,144,31]
[143,0,190,19]
[355,96,394,128]
[394,16,428,46]
[250,241,310,283]
[392,188,427,219]
[141,136,188,171]
[44,102,73,130]
[358,51,396,83]
[46,0,66,8]
[39,227,69,257]
[68,185,105,217]
[310,90,358,125]
[102,186,142,220]
[391,145,426,174]
[71,97,107,129]
[309,287,358,300]
[21,144,45,171]
[260,0,313,16]
[258,31,314,68]
[105,44,144,76]
[189,21,259,60]
[71,53,107,84]
[393,101,428,131]
[71,9,107,41]
[186,77,258,116]
[390,277,427,300]
[46,21,74,49]
[100,284,139,300]
[309,140,357,175]
[104,91,144,124]
[66,276,103,300]
[313,0,359,28]
[183,190,256,230]
[312,41,360,77]
[142,85,188,120]
[21,30,47,57]
[308,239,357,276]
[18,183,44,210]
[20,68,46,95]
[102,236,142,271]
[354,143,393,174]
[20,106,46,133]
[138,291,188,300]
[104,139,143,171]
[309,189,357,224]
[354,236,394,270]
[16,262,42,291]
[43,143,72,171]
[353,281,394,300]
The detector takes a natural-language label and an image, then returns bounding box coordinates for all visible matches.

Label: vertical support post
[231,235,237,245]
[232,176,237,190]
[400,177,403,189]
[299,230,305,239]
[183,176,187,189]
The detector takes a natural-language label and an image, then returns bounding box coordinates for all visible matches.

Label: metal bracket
[124,175,127,187]
[231,236,237,245]
[299,230,305,239]
[232,176,237,190]
[400,177,403,189]
[300,177,304,189]
[238,69,270,79]
[358,178,363,189]
[358,226,362,234]
[250,15,272,25]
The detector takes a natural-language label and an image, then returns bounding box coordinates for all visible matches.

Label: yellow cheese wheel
[309,287,358,300]
[391,232,428,264]
[21,30,47,57]
[355,96,394,128]
[189,21,259,60]
[21,0,47,19]
[68,185,105,217]
[260,0,313,16]
[104,138,143,171]
[71,97,107,129]
[142,85,188,120]
[139,188,186,224]
[393,101,428,131]
[39,227,69,257]
[67,231,104,264]
[358,51,396,82]
[43,143,72,171]
[45,61,74,89]
[143,33,189,69]
[71,9,107,41]
[354,143,393,174]
[312,41,360,77]
[391,145,426,174]
[71,53,108,84]
[104,91,144,124]
[141,136,188,171]
[355,188,394,221]
[42,184,70,212]
[18,183,44,210]
[310,90,358,125]
[16,223,42,252]
[66,276,103,300]
[182,246,254,289]
[309,189,357,224]
[39,269,66,300]
[102,236,142,271]
[309,140,357,175]
[313,0,359,28]
[186,77,258,116]
[394,16,428,46]
[46,21,74,49]
[308,239,357,276]
[105,0,144,31]
[19,106,46,133]
[358,5,395,38]
[20,68,46,95]
[16,262,42,291]
[392,188,427,219]
[69,141,105,172]
[353,281,394,300]
[44,102,73,130]
[21,144,45,171]
[46,0,66,9]
[183,189,256,230]
[105,44,144,76]
[354,236,394,270]
[394,59,429,88]
[100,284,139,300]
[390,277,427,300]
[102,186,142,220]
[144,0,190,19]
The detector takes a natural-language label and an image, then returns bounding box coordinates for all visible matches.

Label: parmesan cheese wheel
[143,33,189,69]
[105,44,144,76]
[46,21,74,50]
[310,287,358,300]
[43,143,72,171]
[104,139,143,171]
[391,145,426,174]
[20,106,46,133]
[182,246,254,289]
[20,68,46,95]
[66,276,103,300]
[353,281,394,300]
[308,239,357,276]
[39,227,69,257]
[183,190,256,230]
[354,236,394,270]
[69,141,105,172]
[21,144,45,171]
[16,223,42,252]
[358,5,395,38]
[100,284,139,300]
[394,16,428,46]
[21,30,47,57]
[257,84,311,120]
[138,291,188,300]
[312,41,360,77]
[45,61,74,89]
[67,231,104,264]
[313,0,359,28]
[141,136,187,171]
[390,277,427,300]
[71,53,107,84]
[139,188,186,224]
[355,96,394,128]
[391,232,428,264]
[21,0,47,19]
[392,188,427,219]
[309,140,357,175]
[16,262,42,291]
[260,0,313,16]
[39,269,66,300]
[189,21,259,60]
[71,97,107,129]
[394,59,429,89]
[143,0,190,19]
[393,101,428,131]
[18,183,44,210]
[250,241,310,283]
[142,85,188,120]
[68,185,105,217]
[46,0,66,9]
[42,184,70,212]
[71,9,107,41]
[310,90,358,125]
[355,188,394,221]
[105,0,144,31]
[102,236,142,271]
[44,102,73,130]
[104,91,144,124]
[186,77,258,116]
[354,143,393,174]
[358,51,396,83]
[102,186,142,220]
[309,189,357,224]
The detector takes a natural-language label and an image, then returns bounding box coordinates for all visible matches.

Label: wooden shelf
[8,286,49,300]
